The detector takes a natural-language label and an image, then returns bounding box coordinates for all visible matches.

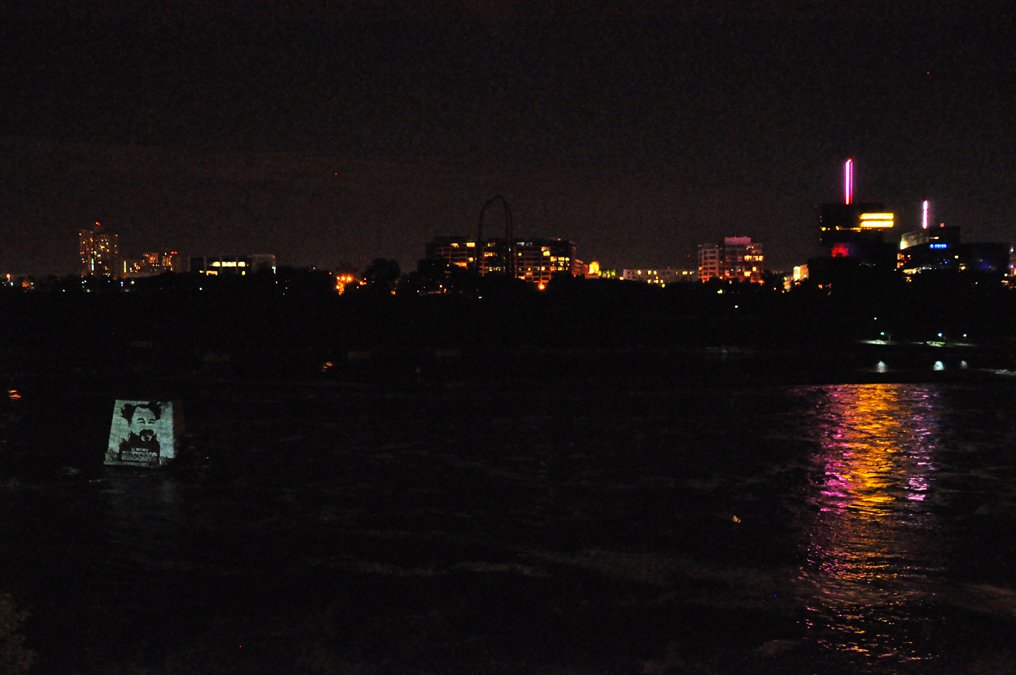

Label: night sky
[2,1,1014,276]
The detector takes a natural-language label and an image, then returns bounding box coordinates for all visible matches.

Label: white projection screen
[105,400,176,467]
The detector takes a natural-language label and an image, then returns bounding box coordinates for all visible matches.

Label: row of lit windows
[210,260,248,268]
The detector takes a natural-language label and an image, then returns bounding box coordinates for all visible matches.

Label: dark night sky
[2,1,1015,275]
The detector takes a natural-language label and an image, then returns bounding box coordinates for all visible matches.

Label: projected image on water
[105,400,175,467]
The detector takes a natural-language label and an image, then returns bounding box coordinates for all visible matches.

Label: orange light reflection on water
[801,384,941,665]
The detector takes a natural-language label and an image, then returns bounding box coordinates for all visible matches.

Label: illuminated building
[898,224,1007,276]
[512,239,578,285]
[425,236,579,285]
[723,237,765,283]
[819,201,896,265]
[815,160,897,270]
[697,244,720,281]
[621,267,698,286]
[79,221,120,277]
[784,264,810,290]
[425,236,479,270]
[190,254,277,276]
[697,237,765,283]
[122,250,182,278]
[819,203,895,251]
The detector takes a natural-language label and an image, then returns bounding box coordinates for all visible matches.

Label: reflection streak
[801,384,942,665]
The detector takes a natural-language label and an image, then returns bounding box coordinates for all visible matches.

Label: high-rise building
[815,160,897,270]
[79,221,120,277]
[122,250,182,278]
[723,236,765,283]
[507,238,578,285]
[698,237,765,283]
[697,244,721,282]
[425,236,578,286]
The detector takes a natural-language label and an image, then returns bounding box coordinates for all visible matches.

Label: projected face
[106,400,175,467]
[128,405,160,443]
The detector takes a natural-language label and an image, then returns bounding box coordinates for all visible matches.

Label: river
[2,374,1016,672]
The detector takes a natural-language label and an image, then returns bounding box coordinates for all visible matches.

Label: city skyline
[2,4,1014,275]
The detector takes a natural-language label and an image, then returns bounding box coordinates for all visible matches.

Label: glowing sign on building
[859,212,894,229]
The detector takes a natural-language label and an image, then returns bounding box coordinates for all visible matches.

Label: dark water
[3,377,1016,672]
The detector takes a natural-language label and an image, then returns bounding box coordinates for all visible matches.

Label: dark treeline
[2,267,1015,380]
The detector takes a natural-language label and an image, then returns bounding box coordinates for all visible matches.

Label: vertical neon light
[844,159,853,205]
[922,200,929,229]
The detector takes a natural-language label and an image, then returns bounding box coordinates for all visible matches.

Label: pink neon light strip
[844,159,853,205]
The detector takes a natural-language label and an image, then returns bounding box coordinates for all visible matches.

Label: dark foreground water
[3,373,1016,673]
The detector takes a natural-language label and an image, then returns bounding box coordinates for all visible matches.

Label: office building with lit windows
[79,222,120,277]
[698,237,765,283]
[121,251,182,278]
[425,236,579,285]
[506,238,578,285]
[425,236,479,270]
[190,254,277,276]
[622,268,698,286]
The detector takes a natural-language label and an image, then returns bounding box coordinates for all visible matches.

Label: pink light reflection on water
[799,384,942,666]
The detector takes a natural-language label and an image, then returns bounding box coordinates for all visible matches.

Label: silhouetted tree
[362,258,401,294]
[402,257,452,295]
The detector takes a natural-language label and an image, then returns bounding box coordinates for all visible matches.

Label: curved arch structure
[477,195,514,277]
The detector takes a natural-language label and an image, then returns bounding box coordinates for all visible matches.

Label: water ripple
[796,384,944,667]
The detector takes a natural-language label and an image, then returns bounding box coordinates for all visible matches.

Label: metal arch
[477,195,515,277]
